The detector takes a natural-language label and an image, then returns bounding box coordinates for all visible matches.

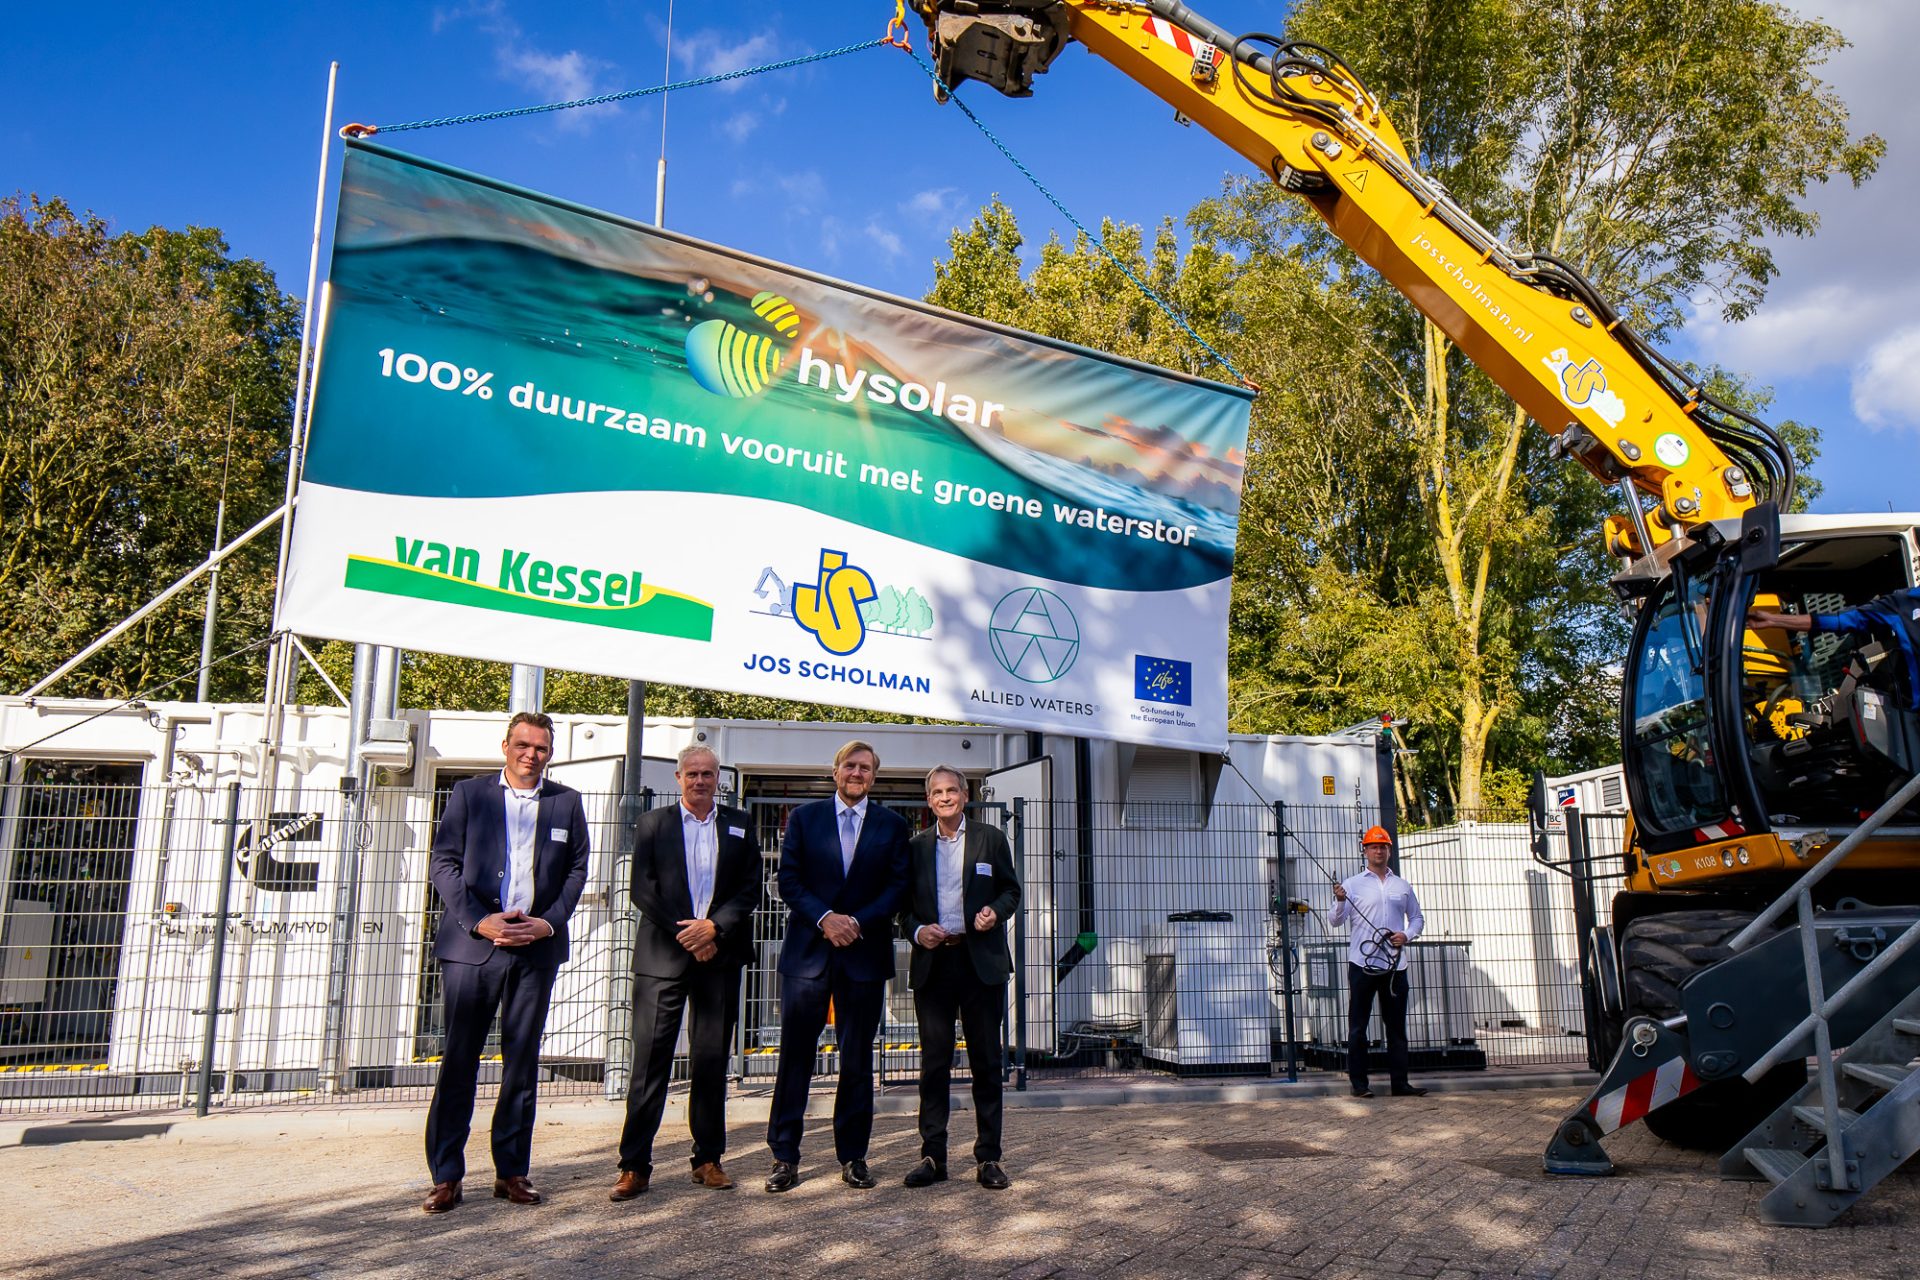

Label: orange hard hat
[1360,825,1392,846]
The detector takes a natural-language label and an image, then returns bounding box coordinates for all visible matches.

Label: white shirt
[1329,868,1424,971]
[934,819,967,935]
[680,802,718,919]
[819,796,870,931]
[499,772,541,914]
[833,795,868,874]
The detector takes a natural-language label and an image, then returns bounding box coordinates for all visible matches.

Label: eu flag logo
[1135,655,1192,705]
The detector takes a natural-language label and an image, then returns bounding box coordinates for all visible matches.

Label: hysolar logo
[685,292,801,398]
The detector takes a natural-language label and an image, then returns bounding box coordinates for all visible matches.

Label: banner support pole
[260,59,339,772]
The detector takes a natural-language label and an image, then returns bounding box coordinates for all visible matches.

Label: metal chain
[900,46,1248,388]
[365,39,888,135]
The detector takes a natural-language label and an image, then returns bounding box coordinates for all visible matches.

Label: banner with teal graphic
[282,141,1253,750]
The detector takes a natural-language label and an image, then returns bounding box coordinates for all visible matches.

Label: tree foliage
[0,195,300,699]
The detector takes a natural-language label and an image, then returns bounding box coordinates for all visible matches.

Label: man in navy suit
[421,711,592,1214]
[764,740,909,1192]
[610,744,762,1200]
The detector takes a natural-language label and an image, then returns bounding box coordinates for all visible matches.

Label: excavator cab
[1621,513,1920,866]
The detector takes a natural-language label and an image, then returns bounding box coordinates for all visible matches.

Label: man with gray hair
[611,744,762,1200]
[900,765,1021,1190]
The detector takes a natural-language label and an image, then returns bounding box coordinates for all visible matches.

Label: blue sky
[5,1,1913,516]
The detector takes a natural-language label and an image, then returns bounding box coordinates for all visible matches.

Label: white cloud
[1850,326,1920,430]
[818,216,845,263]
[437,1,619,132]
[902,187,960,219]
[865,220,906,262]
[720,111,757,143]
[778,170,826,210]
[674,30,781,93]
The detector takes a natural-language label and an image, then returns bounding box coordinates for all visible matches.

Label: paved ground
[9,1084,1915,1279]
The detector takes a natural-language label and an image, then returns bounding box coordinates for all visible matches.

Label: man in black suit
[764,740,909,1192]
[422,711,591,1213]
[900,765,1021,1191]
[610,744,761,1199]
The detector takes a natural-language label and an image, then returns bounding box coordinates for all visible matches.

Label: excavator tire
[1620,908,1806,1148]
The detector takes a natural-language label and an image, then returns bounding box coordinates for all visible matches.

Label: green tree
[0,195,300,698]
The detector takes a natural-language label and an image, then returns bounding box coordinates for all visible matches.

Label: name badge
[728,826,746,838]
[975,862,993,876]
[550,827,569,842]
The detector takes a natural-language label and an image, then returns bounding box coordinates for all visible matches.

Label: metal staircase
[1722,985,1920,1226]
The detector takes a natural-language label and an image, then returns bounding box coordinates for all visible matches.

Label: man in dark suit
[764,740,909,1192]
[610,744,761,1200]
[421,711,591,1214]
[900,765,1021,1191]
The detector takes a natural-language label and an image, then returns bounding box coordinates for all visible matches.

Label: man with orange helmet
[1330,825,1427,1099]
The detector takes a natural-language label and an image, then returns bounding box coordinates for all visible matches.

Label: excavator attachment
[910,1,1071,98]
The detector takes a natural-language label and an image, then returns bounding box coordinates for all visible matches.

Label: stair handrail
[1727,770,1920,952]
[1725,768,1920,1194]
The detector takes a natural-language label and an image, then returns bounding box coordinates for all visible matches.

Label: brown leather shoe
[493,1175,542,1205]
[422,1179,462,1213]
[690,1161,734,1190]
[609,1169,650,1202]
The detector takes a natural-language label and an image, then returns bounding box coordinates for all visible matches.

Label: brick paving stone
[8,1087,1918,1279]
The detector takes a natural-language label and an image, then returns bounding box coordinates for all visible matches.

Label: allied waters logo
[791,549,876,655]
[685,292,801,398]
[989,587,1080,683]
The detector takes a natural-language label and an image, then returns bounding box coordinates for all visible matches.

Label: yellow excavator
[914,0,1920,1225]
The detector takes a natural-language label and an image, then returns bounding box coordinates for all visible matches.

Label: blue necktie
[840,807,858,873]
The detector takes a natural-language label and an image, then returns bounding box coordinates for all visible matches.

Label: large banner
[283,141,1253,749]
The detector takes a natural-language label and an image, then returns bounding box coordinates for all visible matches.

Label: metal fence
[0,763,1622,1114]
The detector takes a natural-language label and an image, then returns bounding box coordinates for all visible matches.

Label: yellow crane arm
[913,0,1796,559]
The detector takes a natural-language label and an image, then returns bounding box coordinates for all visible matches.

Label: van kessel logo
[1135,656,1192,706]
[989,587,1079,684]
[685,292,801,398]
[344,534,713,641]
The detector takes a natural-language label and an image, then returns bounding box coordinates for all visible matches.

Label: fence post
[196,781,243,1117]
[1010,796,1027,1091]
[1564,807,1607,1072]
[604,784,649,1101]
[1274,799,1298,1083]
[319,776,367,1093]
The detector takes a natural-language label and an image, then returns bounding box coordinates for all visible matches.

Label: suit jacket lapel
[661,804,695,918]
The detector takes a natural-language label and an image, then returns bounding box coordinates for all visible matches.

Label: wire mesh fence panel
[1017,800,1280,1081]
[0,770,1625,1115]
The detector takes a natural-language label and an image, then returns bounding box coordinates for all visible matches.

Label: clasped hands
[476,909,553,947]
[916,906,998,948]
[820,911,862,947]
[675,918,719,963]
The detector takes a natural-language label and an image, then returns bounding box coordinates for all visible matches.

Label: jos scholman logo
[990,588,1080,684]
[792,549,876,655]
[1135,655,1193,706]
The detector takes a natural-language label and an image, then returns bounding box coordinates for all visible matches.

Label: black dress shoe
[903,1157,947,1188]
[976,1161,1011,1190]
[1350,1086,1374,1098]
[1391,1085,1429,1097]
[841,1159,876,1188]
[764,1161,799,1193]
